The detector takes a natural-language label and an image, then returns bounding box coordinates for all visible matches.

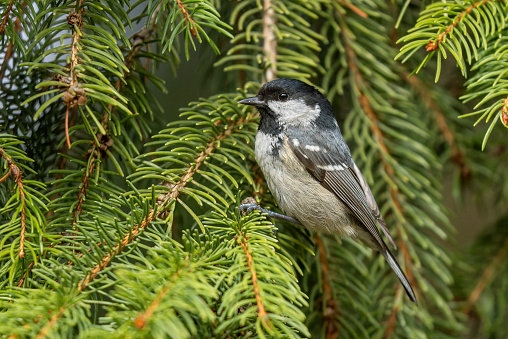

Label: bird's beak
[238,96,266,107]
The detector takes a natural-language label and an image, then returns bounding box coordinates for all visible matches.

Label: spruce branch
[64,4,85,148]
[0,134,48,290]
[384,287,404,338]
[396,0,507,80]
[424,0,501,53]
[315,234,340,339]
[0,1,24,81]
[262,0,277,82]
[16,261,34,287]
[133,255,191,329]
[462,237,508,314]
[342,30,416,300]
[404,74,469,178]
[160,0,233,57]
[237,233,269,322]
[72,157,96,225]
[460,33,508,149]
[0,147,26,259]
[176,0,198,38]
[69,2,164,227]
[35,306,65,339]
[338,0,367,18]
[0,0,14,35]
[78,112,256,291]
[219,0,324,83]
[215,212,309,337]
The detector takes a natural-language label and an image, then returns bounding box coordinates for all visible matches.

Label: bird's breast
[255,131,356,236]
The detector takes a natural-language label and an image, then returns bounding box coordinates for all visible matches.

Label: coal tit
[239,78,417,305]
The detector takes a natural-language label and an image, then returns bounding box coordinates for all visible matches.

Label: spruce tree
[0,0,507,337]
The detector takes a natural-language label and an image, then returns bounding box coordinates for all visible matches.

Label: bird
[238,78,417,305]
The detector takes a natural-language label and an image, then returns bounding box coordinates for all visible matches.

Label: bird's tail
[383,248,418,305]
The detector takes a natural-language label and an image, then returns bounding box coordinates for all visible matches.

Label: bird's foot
[238,197,302,226]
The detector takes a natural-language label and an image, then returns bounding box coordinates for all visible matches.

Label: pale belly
[255,132,360,238]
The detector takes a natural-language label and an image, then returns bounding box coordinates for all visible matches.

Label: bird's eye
[278,92,289,101]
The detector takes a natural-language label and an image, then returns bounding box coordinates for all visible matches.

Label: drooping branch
[315,234,340,339]
[462,238,508,315]
[72,160,96,224]
[425,0,502,52]
[238,234,268,321]
[384,288,403,338]
[133,283,172,329]
[340,16,415,332]
[339,0,368,18]
[133,257,189,329]
[35,306,65,339]
[0,0,15,34]
[404,74,470,179]
[0,147,27,259]
[0,0,24,81]
[177,0,197,38]
[262,0,277,82]
[63,4,86,148]
[70,3,163,227]
[78,114,254,291]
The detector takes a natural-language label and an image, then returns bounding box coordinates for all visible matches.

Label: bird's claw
[237,203,260,215]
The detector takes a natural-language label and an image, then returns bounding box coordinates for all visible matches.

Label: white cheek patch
[267,99,321,126]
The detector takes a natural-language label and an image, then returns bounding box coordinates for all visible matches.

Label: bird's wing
[351,162,396,250]
[287,133,395,250]
[287,131,416,304]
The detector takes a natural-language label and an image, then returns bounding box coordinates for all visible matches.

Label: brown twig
[0,1,25,82]
[425,0,500,52]
[238,234,269,322]
[0,148,27,259]
[59,2,87,148]
[133,259,189,329]
[404,74,470,179]
[64,106,71,148]
[0,0,15,35]
[17,260,34,287]
[462,238,508,315]
[133,283,172,329]
[340,0,368,18]
[341,22,415,336]
[69,2,163,227]
[384,287,403,337]
[72,159,96,225]
[315,234,339,339]
[17,0,165,305]
[77,115,253,291]
[177,0,197,38]
[35,307,65,339]
[0,166,11,183]
[0,41,13,80]
[262,0,277,82]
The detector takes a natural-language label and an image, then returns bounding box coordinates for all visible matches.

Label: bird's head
[238,78,333,128]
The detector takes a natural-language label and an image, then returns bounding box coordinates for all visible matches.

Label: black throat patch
[258,107,283,136]
[257,107,284,155]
